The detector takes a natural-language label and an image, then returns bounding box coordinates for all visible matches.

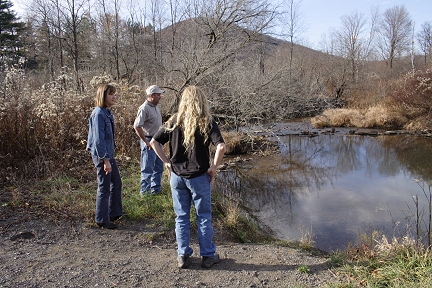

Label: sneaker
[177,255,191,269]
[201,253,220,268]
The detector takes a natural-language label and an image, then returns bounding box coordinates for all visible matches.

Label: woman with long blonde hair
[151,85,226,269]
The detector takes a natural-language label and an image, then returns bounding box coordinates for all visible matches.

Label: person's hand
[146,141,153,150]
[165,163,172,177]
[207,165,217,183]
[104,160,112,175]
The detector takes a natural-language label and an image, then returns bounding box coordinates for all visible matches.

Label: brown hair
[95,84,116,107]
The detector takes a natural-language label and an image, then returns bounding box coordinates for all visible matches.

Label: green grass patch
[297,264,311,274]
[212,193,275,243]
[36,176,95,220]
[26,160,272,243]
[330,236,432,287]
[108,162,176,227]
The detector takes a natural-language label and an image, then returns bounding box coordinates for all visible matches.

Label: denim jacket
[86,107,116,165]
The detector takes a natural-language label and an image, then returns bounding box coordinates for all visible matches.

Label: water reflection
[215,134,432,252]
[382,136,432,182]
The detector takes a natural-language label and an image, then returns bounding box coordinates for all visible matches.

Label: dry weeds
[311,104,409,130]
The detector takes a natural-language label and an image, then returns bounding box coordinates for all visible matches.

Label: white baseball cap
[146,85,165,95]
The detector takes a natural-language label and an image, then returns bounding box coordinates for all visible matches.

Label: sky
[295,0,432,49]
[9,0,432,50]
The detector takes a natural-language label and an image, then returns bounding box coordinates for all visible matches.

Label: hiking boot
[201,253,220,268]
[177,255,191,269]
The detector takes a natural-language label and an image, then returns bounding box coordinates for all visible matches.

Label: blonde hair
[166,85,212,152]
[95,84,116,107]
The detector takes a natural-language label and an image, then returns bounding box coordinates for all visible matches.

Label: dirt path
[0,219,343,287]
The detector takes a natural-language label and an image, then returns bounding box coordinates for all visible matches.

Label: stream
[216,123,432,252]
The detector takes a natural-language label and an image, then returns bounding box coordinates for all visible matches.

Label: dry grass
[311,104,409,129]
[404,115,432,132]
[335,230,432,287]
[362,103,406,127]
[312,68,432,132]
[221,131,278,155]
[221,131,245,154]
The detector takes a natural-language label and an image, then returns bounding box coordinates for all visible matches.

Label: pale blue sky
[296,0,432,48]
[10,0,432,50]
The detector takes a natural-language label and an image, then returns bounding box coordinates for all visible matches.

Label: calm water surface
[216,133,432,252]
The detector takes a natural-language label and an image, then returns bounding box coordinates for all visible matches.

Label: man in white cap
[133,85,165,195]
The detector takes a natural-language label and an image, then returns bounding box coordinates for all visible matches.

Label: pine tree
[0,0,25,66]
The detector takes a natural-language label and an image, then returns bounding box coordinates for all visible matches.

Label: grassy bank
[327,234,432,287]
[0,156,272,243]
[3,158,432,287]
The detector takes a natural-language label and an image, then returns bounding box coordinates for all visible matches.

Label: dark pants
[94,157,123,223]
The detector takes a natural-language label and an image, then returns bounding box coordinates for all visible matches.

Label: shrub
[0,68,151,178]
[0,68,276,182]
[390,68,432,131]
[312,68,432,130]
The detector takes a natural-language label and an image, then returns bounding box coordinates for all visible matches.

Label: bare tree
[332,9,379,82]
[30,0,93,78]
[27,0,57,80]
[376,5,412,69]
[53,0,65,69]
[166,0,186,68]
[334,12,367,82]
[150,0,166,62]
[28,0,69,80]
[279,0,304,84]
[160,0,278,111]
[97,0,122,80]
[30,0,92,90]
[320,9,379,103]
[417,22,432,66]
[120,0,154,83]
[53,0,91,90]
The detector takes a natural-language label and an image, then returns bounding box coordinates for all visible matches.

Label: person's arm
[207,142,226,183]
[94,111,113,174]
[134,126,152,149]
[134,107,153,149]
[150,138,172,175]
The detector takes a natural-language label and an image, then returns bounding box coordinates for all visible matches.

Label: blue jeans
[93,157,123,223]
[140,139,164,194]
[170,172,216,257]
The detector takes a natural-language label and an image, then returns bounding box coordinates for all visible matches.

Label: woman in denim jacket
[86,84,123,229]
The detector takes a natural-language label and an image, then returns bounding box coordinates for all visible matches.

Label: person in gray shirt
[133,85,165,195]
